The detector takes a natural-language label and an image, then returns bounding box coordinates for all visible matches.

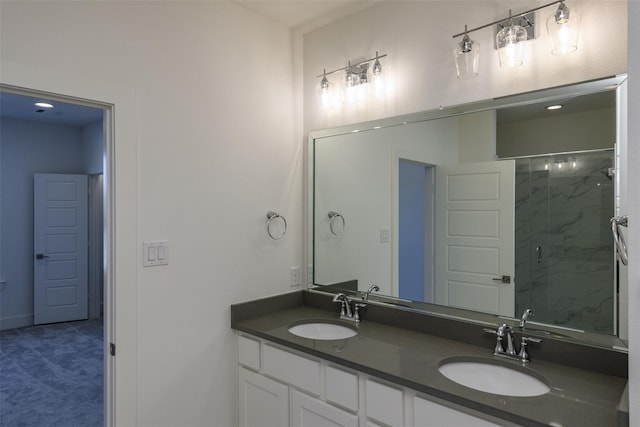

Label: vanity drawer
[326,365,359,412]
[262,344,321,395]
[413,395,503,427]
[238,334,261,370]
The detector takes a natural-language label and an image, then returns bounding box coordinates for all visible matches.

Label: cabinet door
[239,367,288,427]
[291,389,358,427]
[413,395,504,427]
[366,379,404,426]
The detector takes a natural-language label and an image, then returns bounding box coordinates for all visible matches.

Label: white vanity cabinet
[237,333,513,427]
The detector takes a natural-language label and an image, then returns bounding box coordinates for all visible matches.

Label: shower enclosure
[514,150,615,334]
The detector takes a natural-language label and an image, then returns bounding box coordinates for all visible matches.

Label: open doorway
[0,87,112,425]
[398,159,434,302]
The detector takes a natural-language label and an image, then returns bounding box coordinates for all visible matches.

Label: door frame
[0,84,116,426]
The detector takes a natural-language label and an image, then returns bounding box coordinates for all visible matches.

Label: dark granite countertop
[231,292,627,427]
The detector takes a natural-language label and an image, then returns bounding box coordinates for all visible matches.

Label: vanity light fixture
[547,104,563,110]
[451,1,580,76]
[317,51,387,108]
[547,1,580,55]
[496,10,528,68]
[453,25,480,79]
[35,102,54,108]
[320,69,331,109]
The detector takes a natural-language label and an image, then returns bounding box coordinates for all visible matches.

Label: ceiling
[233,0,380,31]
[496,90,617,123]
[0,91,103,128]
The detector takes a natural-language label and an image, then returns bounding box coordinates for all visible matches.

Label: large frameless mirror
[308,75,628,350]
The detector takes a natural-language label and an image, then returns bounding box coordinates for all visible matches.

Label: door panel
[34,173,89,325]
[435,161,515,316]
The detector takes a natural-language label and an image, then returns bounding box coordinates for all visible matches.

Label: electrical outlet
[290,266,301,287]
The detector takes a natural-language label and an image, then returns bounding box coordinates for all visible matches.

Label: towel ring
[267,211,287,240]
[328,211,345,236]
[611,215,628,265]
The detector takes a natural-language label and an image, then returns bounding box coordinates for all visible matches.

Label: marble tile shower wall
[515,152,615,333]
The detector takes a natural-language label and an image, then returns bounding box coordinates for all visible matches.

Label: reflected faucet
[520,308,534,329]
[362,285,379,302]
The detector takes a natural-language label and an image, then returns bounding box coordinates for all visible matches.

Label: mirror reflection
[311,76,627,341]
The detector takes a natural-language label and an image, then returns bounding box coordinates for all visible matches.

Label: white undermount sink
[438,357,550,397]
[288,320,358,340]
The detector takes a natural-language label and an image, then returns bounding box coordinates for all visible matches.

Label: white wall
[0,2,300,426]
[627,2,639,425]
[0,118,87,329]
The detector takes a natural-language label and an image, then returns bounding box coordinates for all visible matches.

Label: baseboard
[0,314,34,331]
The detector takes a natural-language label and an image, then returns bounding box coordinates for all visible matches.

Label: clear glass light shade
[453,35,480,79]
[496,23,527,68]
[547,4,580,55]
[318,75,339,109]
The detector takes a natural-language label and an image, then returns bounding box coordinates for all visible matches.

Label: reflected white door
[435,161,515,316]
[34,173,89,325]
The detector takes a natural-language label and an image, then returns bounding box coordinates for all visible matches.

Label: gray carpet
[0,320,103,426]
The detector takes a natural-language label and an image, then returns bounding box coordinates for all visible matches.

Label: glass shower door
[515,151,615,334]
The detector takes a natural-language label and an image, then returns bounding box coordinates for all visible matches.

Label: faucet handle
[483,327,505,355]
[353,303,365,323]
[518,336,542,362]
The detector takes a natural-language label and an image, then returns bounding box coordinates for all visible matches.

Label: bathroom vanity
[231,291,628,427]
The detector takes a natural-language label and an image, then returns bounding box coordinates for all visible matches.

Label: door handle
[492,275,511,284]
[536,246,542,264]
[35,253,49,260]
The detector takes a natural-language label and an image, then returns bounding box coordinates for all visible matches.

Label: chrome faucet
[362,285,379,302]
[484,323,541,363]
[332,293,352,318]
[520,308,534,329]
[332,293,363,323]
[497,324,516,356]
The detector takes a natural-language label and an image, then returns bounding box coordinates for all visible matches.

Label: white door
[34,173,89,325]
[435,161,515,316]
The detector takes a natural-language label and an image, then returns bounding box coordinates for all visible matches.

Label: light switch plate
[143,240,169,267]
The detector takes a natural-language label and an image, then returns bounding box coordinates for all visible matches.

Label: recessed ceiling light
[35,102,54,109]
[546,104,563,110]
